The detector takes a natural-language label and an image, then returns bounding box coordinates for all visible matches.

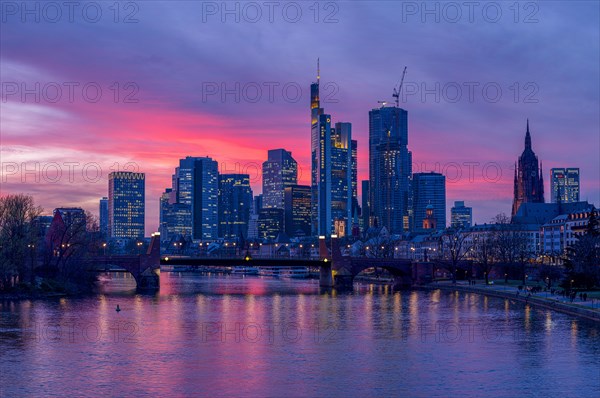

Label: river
[1,272,599,397]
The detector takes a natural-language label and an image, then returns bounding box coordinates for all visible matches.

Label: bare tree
[491,213,532,283]
[439,228,473,283]
[0,194,42,289]
[44,210,100,286]
[564,234,600,289]
[473,232,497,285]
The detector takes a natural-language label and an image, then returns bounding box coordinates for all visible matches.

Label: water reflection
[1,273,599,397]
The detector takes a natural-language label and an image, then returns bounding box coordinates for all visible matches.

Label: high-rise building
[257,208,284,241]
[284,185,311,237]
[108,172,145,238]
[181,157,218,240]
[262,149,297,209]
[450,201,472,229]
[253,194,263,215]
[247,214,259,239]
[159,189,192,240]
[361,180,370,233]
[218,174,253,239]
[412,172,445,233]
[368,105,412,233]
[512,120,544,216]
[99,197,108,236]
[160,156,219,241]
[310,62,356,236]
[550,168,580,204]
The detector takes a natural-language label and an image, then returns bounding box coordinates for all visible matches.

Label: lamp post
[27,244,35,284]
[102,242,107,256]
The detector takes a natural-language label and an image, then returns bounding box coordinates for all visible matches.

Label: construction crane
[392,66,407,108]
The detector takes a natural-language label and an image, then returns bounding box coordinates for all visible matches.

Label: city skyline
[1,2,598,234]
[2,3,599,397]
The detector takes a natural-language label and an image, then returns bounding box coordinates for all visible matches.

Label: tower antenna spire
[317,58,320,84]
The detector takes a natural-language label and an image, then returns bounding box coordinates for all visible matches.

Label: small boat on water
[97,274,112,283]
[231,266,259,275]
[173,265,193,272]
[258,266,309,279]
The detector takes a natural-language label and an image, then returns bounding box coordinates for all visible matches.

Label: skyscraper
[160,156,219,241]
[258,208,284,241]
[108,172,145,238]
[550,168,580,203]
[368,105,412,233]
[361,180,370,232]
[262,149,297,209]
[284,185,311,237]
[99,197,108,236]
[310,62,356,236]
[159,189,192,240]
[412,172,446,233]
[218,174,253,239]
[253,194,263,215]
[450,201,472,229]
[512,120,544,216]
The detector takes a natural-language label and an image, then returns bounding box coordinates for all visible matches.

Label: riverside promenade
[425,280,600,323]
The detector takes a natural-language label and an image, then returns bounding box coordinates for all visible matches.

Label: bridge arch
[92,234,161,291]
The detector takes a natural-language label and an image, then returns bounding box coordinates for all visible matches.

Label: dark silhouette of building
[99,197,108,236]
[512,120,545,217]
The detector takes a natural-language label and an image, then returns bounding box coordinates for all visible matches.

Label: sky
[1,1,599,234]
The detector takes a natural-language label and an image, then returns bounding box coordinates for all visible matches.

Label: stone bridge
[90,233,160,291]
[158,236,432,290]
[325,237,433,290]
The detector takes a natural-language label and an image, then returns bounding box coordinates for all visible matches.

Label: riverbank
[424,281,600,323]
[0,279,93,301]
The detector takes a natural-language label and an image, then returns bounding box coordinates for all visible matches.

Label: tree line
[0,194,102,292]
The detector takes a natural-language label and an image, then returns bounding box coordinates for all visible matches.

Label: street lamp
[102,242,107,256]
[27,244,36,284]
